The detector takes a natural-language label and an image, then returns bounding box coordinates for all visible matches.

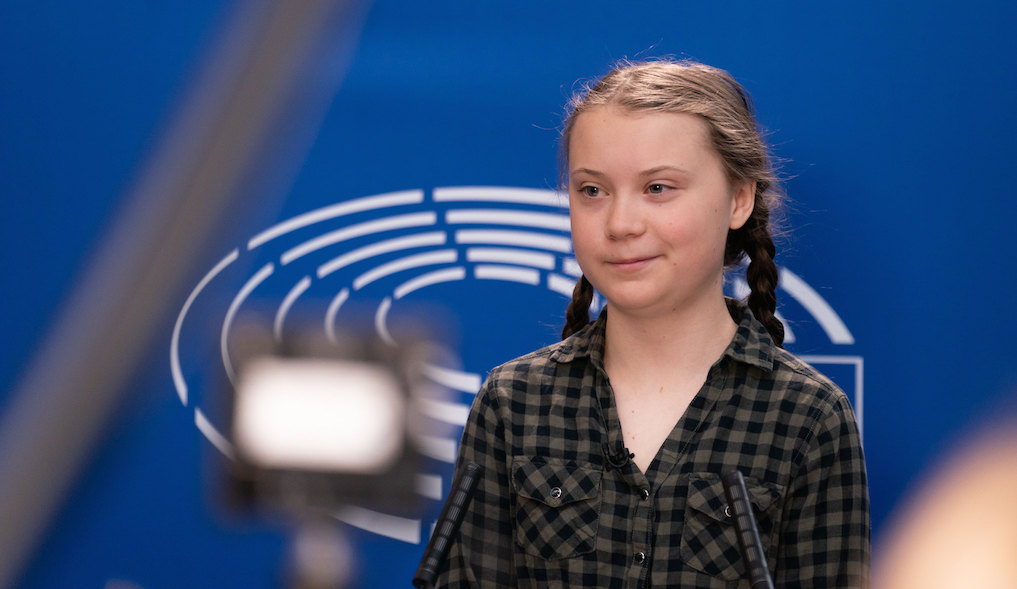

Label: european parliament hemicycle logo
[170,186,862,543]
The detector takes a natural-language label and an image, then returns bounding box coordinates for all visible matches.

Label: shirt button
[550,486,562,499]
[634,551,646,564]
[641,488,650,500]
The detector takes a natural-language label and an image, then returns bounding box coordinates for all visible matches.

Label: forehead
[568,106,717,169]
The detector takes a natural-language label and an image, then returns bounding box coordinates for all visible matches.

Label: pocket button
[550,486,563,499]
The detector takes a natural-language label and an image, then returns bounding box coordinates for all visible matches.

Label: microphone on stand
[722,470,774,589]
[412,462,483,589]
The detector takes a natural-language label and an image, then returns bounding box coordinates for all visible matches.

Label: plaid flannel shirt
[437,300,870,588]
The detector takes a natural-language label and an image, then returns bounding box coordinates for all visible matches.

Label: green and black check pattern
[437,300,870,588]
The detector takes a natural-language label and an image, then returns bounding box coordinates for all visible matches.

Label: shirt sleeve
[776,394,871,588]
[435,376,517,588]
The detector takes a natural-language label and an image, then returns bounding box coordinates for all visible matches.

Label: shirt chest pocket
[511,457,602,560]
[679,472,783,581]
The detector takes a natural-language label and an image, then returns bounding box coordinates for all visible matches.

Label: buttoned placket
[595,364,655,589]
[627,468,654,589]
[622,359,731,588]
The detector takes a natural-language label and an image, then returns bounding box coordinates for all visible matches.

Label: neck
[603,293,737,377]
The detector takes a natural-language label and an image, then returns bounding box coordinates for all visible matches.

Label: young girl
[437,59,870,588]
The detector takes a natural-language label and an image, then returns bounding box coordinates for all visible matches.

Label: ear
[729,181,755,230]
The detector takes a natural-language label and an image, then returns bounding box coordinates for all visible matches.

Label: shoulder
[772,349,848,408]
[483,317,600,388]
[762,348,857,427]
[728,299,855,425]
[763,348,864,464]
[474,323,600,417]
[485,341,564,384]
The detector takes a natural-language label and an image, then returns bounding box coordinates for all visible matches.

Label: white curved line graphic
[324,288,350,344]
[195,408,234,459]
[274,276,311,342]
[221,262,274,384]
[171,248,239,406]
[434,186,565,208]
[281,212,437,265]
[547,273,579,298]
[416,474,443,501]
[562,258,582,277]
[334,505,421,544]
[446,209,571,232]
[779,268,854,344]
[418,398,471,426]
[416,434,458,463]
[317,232,446,278]
[454,229,572,253]
[419,362,482,394]
[776,310,795,343]
[375,297,395,345]
[474,265,541,286]
[354,250,457,290]
[466,247,556,270]
[732,277,750,300]
[247,189,425,249]
[394,267,466,300]
[173,187,862,552]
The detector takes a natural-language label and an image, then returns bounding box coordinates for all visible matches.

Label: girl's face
[568,106,754,318]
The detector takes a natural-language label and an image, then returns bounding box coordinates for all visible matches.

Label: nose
[605,196,646,239]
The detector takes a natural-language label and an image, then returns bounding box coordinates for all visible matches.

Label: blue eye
[581,186,601,197]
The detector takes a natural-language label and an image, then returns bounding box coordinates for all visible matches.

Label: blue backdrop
[2,1,1016,587]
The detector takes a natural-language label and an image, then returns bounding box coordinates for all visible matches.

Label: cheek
[571,233,597,270]
[659,218,698,247]
[569,214,597,250]
[662,216,726,259]
[569,219,605,283]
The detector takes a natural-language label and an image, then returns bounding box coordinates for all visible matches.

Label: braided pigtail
[737,196,785,347]
[562,275,594,339]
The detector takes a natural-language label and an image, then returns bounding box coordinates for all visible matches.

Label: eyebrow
[569,165,692,179]
[639,165,691,178]
[570,167,605,178]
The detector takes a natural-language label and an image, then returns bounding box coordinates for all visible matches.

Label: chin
[603,294,669,315]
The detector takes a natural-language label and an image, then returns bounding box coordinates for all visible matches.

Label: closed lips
[610,256,656,264]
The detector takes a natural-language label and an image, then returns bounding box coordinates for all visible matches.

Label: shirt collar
[549,298,776,373]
